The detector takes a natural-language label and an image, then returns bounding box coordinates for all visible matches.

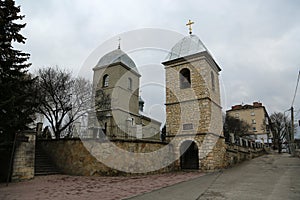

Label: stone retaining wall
[39,137,267,176]
[39,139,175,176]
[12,131,35,182]
[225,144,266,166]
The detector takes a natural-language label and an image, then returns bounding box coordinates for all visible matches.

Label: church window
[211,71,215,91]
[128,78,132,90]
[103,74,109,87]
[180,68,191,89]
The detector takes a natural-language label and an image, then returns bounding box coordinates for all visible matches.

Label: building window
[211,71,215,91]
[253,127,256,131]
[128,78,132,90]
[103,74,109,87]
[251,111,255,116]
[179,68,191,89]
[183,123,193,130]
[235,113,239,118]
[252,119,256,124]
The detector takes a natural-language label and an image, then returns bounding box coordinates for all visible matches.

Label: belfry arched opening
[180,140,199,169]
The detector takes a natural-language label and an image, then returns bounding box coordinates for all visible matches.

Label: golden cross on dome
[186,19,194,35]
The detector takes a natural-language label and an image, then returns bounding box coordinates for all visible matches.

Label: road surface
[127,152,300,200]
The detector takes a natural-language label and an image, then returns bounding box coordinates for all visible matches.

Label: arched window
[180,68,191,89]
[211,71,215,91]
[103,74,109,87]
[128,77,132,90]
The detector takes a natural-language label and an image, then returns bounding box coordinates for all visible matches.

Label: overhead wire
[291,70,300,107]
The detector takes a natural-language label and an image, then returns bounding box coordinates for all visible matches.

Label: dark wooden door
[180,141,199,169]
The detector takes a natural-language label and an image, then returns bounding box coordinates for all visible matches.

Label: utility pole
[290,70,299,156]
[283,109,291,154]
[291,106,295,156]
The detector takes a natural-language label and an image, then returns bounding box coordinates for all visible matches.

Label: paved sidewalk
[128,152,300,200]
[0,172,204,200]
[1,152,299,200]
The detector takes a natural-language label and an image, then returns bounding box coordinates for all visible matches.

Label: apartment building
[226,102,273,144]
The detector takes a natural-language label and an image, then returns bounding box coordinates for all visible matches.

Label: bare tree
[270,112,291,152]
[94,89,111,122]
[223,115,251,142]
[37,67,93,139]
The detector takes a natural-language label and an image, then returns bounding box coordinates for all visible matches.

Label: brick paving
[0,172,204,200]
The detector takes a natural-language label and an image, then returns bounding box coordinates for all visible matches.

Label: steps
[35,144,60,176]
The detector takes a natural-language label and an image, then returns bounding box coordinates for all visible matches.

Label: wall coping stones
[166,132,224,138]
[38,138,168,145]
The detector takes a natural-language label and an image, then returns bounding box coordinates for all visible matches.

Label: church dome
[97,49,138,72]
[166,34,208,61]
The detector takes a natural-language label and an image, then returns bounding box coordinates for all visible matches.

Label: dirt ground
[0,172,204,200]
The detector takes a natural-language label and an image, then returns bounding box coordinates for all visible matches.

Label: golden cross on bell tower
[186,19,194,35]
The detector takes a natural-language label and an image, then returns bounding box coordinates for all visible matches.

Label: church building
[89,44,161,140]
[88,20,227,171]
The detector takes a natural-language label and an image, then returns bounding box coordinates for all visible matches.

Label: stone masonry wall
[225,144,266,167]
[11,131,35,182]
[169,134,227,171]
[40,139,175,176]
[39,137,266,176]
[200,136,227,170]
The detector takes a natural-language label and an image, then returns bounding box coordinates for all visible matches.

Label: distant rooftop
[228,102,264,111]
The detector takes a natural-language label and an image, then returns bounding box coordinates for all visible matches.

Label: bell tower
[91,47,141,138]
[162,21,226,170]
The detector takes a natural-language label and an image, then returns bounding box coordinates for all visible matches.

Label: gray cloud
[15,0,300,132]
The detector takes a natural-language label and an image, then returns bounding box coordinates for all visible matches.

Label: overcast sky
[14,0,300,135]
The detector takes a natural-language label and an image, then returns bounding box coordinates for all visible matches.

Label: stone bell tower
[91,45,141,138]
[162,21,226,171]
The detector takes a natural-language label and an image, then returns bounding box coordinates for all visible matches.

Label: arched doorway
[180,140,199,169]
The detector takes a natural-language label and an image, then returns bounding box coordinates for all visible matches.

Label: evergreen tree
[0,0,38,143]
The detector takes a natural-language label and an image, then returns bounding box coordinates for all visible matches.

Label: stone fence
[39,138,175,176]
[39,136,267,176]
[11,130,36,182]
[225,133,267,167]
